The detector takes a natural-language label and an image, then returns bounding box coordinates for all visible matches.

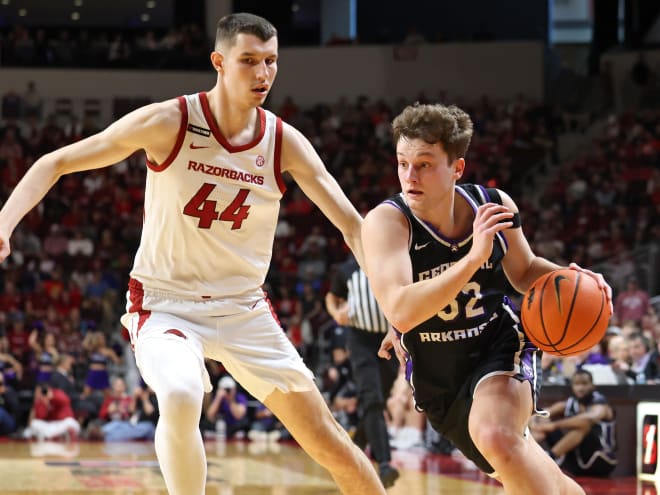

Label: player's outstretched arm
[280,122,364,266]
[0,99,181,262]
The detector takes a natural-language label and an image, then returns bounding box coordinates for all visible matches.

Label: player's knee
[158,383,203,423]
[471,424,521,465]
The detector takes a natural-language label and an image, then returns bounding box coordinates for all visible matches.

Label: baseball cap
[218,376,236,390]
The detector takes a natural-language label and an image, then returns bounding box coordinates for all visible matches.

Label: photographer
[205,375,249,439]
[24,383,81,441]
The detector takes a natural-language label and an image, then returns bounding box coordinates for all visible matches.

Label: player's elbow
[386,311,417,334]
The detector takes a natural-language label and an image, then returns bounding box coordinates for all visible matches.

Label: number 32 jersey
[384,184,522,401]
[130,92,285,298]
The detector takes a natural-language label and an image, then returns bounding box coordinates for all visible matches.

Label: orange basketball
[520,269,610,357]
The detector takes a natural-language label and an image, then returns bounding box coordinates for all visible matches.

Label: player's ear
[452,158,465,179]
[210,51,224,73]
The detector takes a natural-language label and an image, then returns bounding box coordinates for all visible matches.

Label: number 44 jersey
[130,92,285,298]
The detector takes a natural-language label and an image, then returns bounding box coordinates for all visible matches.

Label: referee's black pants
[346,326,399,464]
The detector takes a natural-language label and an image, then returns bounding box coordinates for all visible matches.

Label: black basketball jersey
[384,184,525,410]
[565,391,616,455]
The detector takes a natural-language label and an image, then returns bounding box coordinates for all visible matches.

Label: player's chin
[251,90,269,102]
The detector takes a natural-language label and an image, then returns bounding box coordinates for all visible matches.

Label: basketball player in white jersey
[0,13,387,495]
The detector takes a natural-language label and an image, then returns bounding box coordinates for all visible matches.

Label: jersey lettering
[188,160,265,185]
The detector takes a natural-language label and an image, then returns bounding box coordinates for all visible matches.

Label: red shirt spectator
[0,281,23,313]
[33,387,74,421]
[615,278,651,325]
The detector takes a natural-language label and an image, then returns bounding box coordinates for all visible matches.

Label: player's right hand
[470,203,513,265]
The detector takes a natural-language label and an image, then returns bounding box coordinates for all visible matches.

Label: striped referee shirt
[347,268,389,333]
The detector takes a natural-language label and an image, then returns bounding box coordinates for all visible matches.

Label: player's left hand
[568,262,613,315]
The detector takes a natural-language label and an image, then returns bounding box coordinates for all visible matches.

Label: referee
[325,254,400,488]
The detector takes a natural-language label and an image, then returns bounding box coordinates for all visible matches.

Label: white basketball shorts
[121,288,315,402]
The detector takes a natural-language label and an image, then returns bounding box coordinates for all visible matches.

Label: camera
[40,385,49,395]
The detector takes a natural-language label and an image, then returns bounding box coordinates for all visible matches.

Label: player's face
[221,33,278,106]
[396,137,462,211]
[570,374,593,399]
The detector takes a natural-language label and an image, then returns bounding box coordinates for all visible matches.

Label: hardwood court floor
[0,439,652,494]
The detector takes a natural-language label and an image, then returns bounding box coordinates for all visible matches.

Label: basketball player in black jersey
[362,103,613,494]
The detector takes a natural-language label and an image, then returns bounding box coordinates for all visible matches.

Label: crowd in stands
[0,24,210,70]
[0,76,658,453]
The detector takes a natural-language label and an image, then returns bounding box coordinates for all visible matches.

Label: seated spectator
[49,353,99,425]
[530,369,617,477]
[606,334,634,384]
[0,374,20,437]
[98,379,157,442]
[205,375,249,439]
[23,383,81,441]
[627,333,659,384]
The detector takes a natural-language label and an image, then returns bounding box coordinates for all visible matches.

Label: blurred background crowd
[0,0,658,458]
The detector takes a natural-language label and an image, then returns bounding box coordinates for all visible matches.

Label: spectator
[28,329,59,384]
[81,330,121,398]
[530,369,617,477]
[42,224,69,260]
[205,375,249,439]
[627,333,659,384]
[24,383,80,441]
[614,277,650,326]
[5,314,30,364]
[97,376,132,422]
[49,353,99,424]
[386,372,425,451]
[99,379,157,442]
[606,334,634,384]
[0,374,20,437]
[0,331,23,386]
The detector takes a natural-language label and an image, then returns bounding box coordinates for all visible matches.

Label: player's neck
[206,89,260,144]
[419,191,471,239]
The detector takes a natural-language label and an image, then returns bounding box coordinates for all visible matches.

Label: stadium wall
[0,41,544,114]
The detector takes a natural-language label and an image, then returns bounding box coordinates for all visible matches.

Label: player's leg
[135,331,208,495]
[468,375,584,495]
[210,300,386,495]
[264,386,387,495]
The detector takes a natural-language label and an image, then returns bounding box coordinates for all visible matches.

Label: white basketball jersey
[129,92,285,298]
